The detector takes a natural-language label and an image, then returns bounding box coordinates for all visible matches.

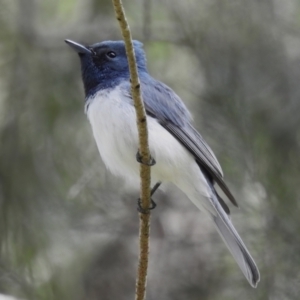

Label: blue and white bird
[65,39,260,287]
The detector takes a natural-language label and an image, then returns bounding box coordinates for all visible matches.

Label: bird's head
[65,39,147,97]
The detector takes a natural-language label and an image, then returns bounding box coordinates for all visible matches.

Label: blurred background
[1,0,300,299]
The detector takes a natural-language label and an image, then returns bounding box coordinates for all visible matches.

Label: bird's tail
[212,210,260,287]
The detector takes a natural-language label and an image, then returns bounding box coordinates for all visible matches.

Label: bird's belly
[86,90,140,182]
[86,89,195,185]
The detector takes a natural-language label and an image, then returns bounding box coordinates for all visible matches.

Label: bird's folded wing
[162,122,238,207]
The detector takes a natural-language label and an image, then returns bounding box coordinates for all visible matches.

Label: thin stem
[111,1,152,300]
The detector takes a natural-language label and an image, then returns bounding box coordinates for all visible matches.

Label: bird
[65,39,260,287]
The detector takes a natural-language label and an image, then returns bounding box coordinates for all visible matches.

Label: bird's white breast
[86,87,140,182]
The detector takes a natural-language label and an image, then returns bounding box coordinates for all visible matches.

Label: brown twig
[111,1,152,300]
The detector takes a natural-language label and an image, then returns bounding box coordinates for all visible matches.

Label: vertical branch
[111,1,152,300]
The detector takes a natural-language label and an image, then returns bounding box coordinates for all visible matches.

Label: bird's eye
[106,51,116,58]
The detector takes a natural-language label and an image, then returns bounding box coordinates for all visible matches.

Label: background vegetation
[1,0,300,299]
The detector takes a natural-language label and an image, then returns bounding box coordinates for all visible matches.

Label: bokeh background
[1,0,300,299]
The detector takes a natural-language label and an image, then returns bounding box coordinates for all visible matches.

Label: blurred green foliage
[1,0,300,299]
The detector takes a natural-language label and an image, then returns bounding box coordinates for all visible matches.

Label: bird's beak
[65,39,92,55]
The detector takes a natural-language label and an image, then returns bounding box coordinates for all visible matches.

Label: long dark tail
[213,207,260,287]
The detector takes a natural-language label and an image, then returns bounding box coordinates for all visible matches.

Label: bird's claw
[136,151,156,166]
[137,198,157,214]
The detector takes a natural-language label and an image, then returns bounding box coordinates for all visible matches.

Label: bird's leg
[137,181,162,214]
[150,181,162,197]
[136,151,156,166]
[135,149,160,213]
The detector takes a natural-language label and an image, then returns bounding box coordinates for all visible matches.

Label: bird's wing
[122,77,238,207]
[163,122,237,206]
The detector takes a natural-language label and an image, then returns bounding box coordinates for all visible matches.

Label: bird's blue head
[65,39,147,98]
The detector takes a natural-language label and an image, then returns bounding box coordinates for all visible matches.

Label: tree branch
[111,1,152,300]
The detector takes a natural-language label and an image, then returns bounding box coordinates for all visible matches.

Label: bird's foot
[137,198,157,214]
[136,151,156,166]
[136,181,162,214]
